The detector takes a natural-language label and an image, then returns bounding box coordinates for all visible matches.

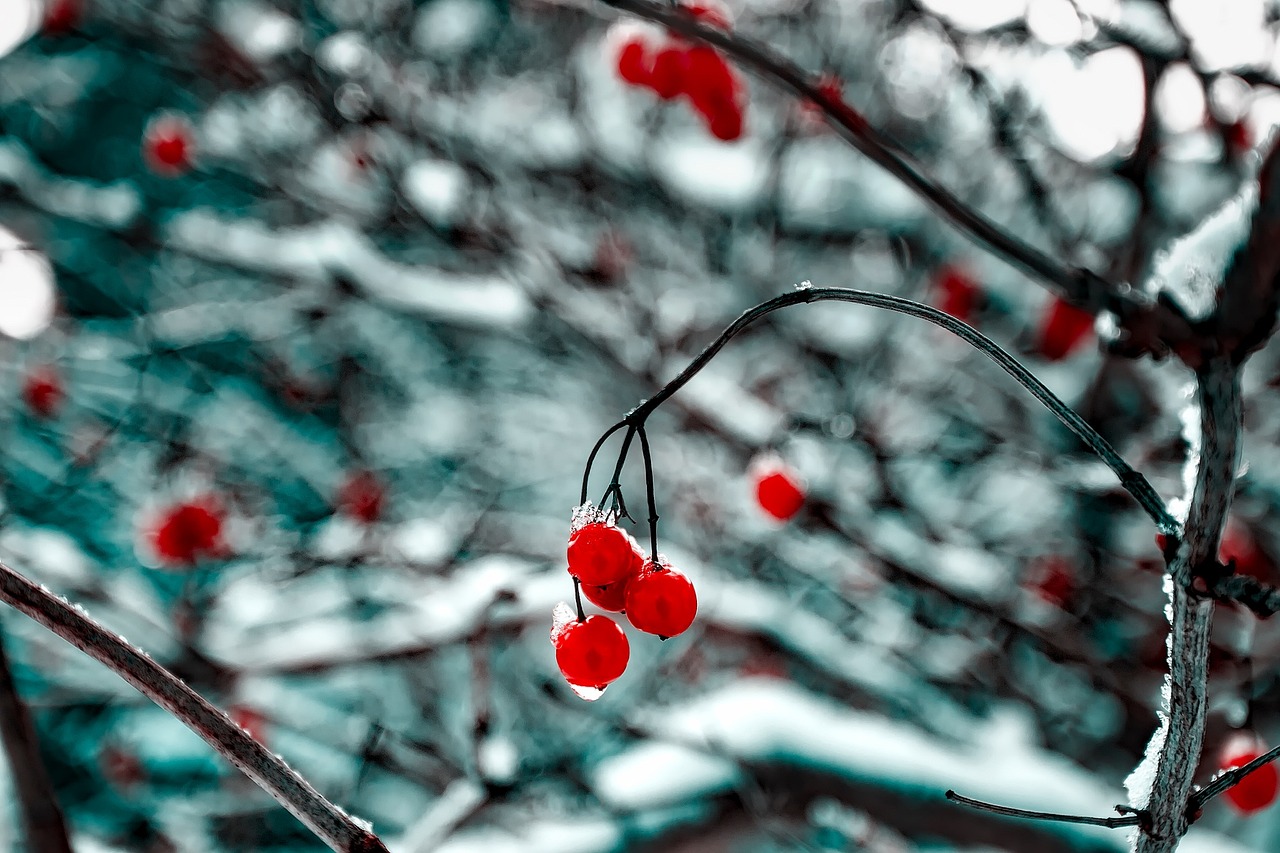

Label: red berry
[581,534,645,611]
[616,38,652,86]
[230,705,269,744]
[567,521,636,585]
[1038,297,1094,361]
[552,614,630,688]
[338,469,385,524]
[143,116,195,177]
[752,460,805,521]
[1227,120,1251,156]
[150,498,224,567]
[683,0,732,30]
[625,561,697,638]
[44,0,80,34]
[1220,519,1272,581]
[1027,555,1074,607]
[935,265,981,324]
[707,105,743,141]
[1221,743,1279,814]
[100,745,145,789]
[22,366,62,418]
[650,47,689,100]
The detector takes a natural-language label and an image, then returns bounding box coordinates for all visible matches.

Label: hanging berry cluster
[609,1,747,142]
[551,506,697,700]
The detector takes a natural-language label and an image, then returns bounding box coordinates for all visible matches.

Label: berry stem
[637,426,660,561]
[580,421,630,506]
[573,577,586,622]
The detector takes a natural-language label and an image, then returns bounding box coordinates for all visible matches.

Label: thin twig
[611,287,1176,534]
[0,560,390,853]
[945,790,1142,829]
[1189,742,1280,809]
[0,629,73,853]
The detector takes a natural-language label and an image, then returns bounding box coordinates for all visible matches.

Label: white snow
[654,137,768,212]
[593,741,739,810]
[1148,181,1257,321]
[403,159,470,228]
[166,213,531,329]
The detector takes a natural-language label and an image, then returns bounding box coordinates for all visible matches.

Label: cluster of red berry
[552,511,697,697]
[609,1,746,142]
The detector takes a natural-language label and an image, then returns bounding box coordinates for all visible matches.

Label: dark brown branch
[945,790,1144,829]
[0,630,73,853]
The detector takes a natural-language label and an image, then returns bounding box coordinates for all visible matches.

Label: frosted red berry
[753,461,805,521]
[143,116,195,177]
[1038,297,1093,361]
[1220,520,1272,582]
[625,561,697,638]
[1221,744,1279,814]
[552,614,630,688]
[338,469,385,524]
[568,520,637,585]
[151,498,224,567]
[22,366,62,418]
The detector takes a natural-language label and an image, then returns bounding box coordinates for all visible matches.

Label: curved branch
[598,0,1197,358]
[0,561,389,853]
[617,287,1176,534]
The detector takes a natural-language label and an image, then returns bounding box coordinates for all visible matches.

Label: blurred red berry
[935,265,981,324]
[22,366,62,418]
[1028,555,1074,607]
[100,744,145,789]
[683,0,732,30]
[143,116,195,177]
[752,460,805,521]
[1221,742,1279,814]
[44,0,81,34]
[1038,297,1094,361]
[552,614,630,688]
[568,521,637,585]
[151,498,224,567]
[338,469,385,524]
[230,705,269,744]
[616,38,652,86]
[625,560,697,638]
[650,47,689,100]
[1227,120,1252,156]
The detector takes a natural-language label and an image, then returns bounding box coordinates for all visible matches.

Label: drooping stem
[0,561,390,853]
[637,426,660,560]
[0,629,73,853]
[1133,358,1240,853]
[613,288,1175,535]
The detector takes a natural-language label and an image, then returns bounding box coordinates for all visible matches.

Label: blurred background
[5,0,1280,851]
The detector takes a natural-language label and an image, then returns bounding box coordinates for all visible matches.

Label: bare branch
[0,630,73,853]
[945,790,1143,829]
[0,560,390,853]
